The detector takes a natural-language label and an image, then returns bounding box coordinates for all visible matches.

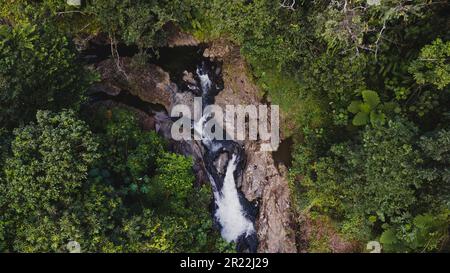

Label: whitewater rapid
[194,65,256,243]
[213,154,255,241]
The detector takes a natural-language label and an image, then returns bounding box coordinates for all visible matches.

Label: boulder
[182,70,196,85]
[93,58,175,111]
[214,152,229,175]
[89,82,121,96]
[126,62,176,111]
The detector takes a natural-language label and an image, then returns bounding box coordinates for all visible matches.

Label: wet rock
[153,112,174,140]
[91,58,127,96]
[211,45,260,107]
[240,144,270,200]
[126,62,176,111]
[140,113,156,131]
[89,82,121,96]
[214,152,229,175]
[182,70,196,85]
[255,162,296,253]
[173,90,195,115]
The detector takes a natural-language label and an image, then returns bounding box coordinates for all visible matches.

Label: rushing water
[213,154,255,241]
[188,61,258,252]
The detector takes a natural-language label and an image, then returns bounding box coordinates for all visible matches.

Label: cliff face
[206,40,297,253]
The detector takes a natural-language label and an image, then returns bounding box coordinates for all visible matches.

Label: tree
[417,128,450,208]
[318,119,421,220]
[154,152,196,212]
[89,108,166,197]
[380,211,449,252]
[0,110,124,252]
[0,21,92,129]
[292,118,450,249]
[409,38,450,90]
[3,110,99,216]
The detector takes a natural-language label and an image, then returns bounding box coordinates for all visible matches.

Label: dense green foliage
[0,1,235,253]
[0,0,448,253]
[0,109,230,252]
[0,21,92,129]
[185,0,450,252]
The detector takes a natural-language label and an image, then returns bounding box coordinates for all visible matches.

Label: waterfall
[190,61,257,252]
[213,154,255,241]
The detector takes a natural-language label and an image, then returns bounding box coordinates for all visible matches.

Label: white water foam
[213,154,255,242]
[197,68,212,94]
[193,114,213,147]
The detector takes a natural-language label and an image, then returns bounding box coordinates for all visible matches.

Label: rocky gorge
[84,32,296,253]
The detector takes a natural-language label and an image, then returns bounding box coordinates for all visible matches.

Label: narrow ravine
[85,45,259,252]
[187,61,258,252]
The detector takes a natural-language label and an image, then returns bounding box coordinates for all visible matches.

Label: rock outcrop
[92,58,175,111]
[125,62,175,110]
[203,40,231,61]
[205,40,297,253]
[165,22,200,48]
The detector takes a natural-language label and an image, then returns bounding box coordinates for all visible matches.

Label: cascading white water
[197,68,212,94]
[213,155,255,241]
[195,68,255,243]
[195,115,255,242]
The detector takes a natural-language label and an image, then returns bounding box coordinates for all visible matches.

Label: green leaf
[380,228,398,245]
[130,183,138,192]
[360,103,371,113]
[352,111,369,126]
[381,102,397,113]
[348,100,362,114]
[362,90,380,109]
[370,111,386,126]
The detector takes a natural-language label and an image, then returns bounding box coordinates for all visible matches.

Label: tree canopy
[0,0,449,253]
